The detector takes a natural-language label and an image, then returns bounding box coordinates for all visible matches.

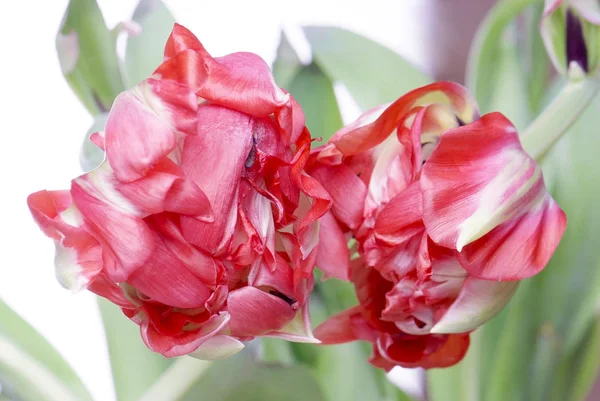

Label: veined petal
[266,304,319,343]
[316,211,351,281]
[164,23,206,59]
[180,104,254,253]
[156,26,289,117]
[28,191,104,291]
[227,287,295,337]
[70,170,156,282]
[309,164,366,230]
[374,181,424,246]
[314,306,376,344]
[457,195,567,280]
[422,113,559,251]
[188,335,245,360]
[333,82,478,156]
[139,311,230,357]
[431,277,519,334]
[105,79,196,183]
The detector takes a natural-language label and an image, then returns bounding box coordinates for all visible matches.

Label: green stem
[520,76,600,161]
[137,357,211,401]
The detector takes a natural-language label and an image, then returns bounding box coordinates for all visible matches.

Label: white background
[0,1,428,400]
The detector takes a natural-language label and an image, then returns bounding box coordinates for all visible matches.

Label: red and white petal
[163,23,206,60]
[431,277,519,334]
[139,311,230,357]
[248,256,295,302]
[71,171,156,282]
[105,79,196,183]
[421,112,566,280]
[314,306,377,344]
[374,181,424,246]
[54,241,103,292]
[266,304,319,343]
[457,195,567,280]
[276,92,306,143]
[188,334,245,360]
[309,164,366,230]
[180,105,254,253]
[126,235,214,309]
[315,211,351,281]
[227,287,296,337]
[333,82,478,156]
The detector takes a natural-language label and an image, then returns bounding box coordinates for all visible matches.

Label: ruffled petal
[421,112,566,279]
[156,27,289,117]
[105,79,197,182]
[139,312,230,357]
[188,335,245,360]
[431,277,519,333]
[309,164,366,230]
[316,211,351,281]
[374,181,424,246]
[28,190,104,291]
[333,82,478,156]
[180,104,254,253]
[314,306,377,344]
[227,287,295,337]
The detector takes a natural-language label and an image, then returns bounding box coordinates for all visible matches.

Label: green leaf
[79,114,108,172]
[315,343,382,401]
[97,298,172,401]
[177,353,326,401]
[522,3,551,114]
[303,26,430,111]
[466,0,540,112]
[286,63,343,144]
[125,0,176,86]
[272,31,302,89]
[58,0,125,115]
[0,297,93,401]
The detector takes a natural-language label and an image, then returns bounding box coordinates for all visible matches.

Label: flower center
[566,8,588,72]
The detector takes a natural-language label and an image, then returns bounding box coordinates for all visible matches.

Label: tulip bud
[541,0,600,77]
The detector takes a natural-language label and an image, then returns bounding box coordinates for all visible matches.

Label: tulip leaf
[522,3,551,114]
[272,31,303,89]
[79,114,108,172]
[286,63,343,144]
[466,0,540,113]
[177,353,326,401]
[125,0,176,87]
[97,298,172,401]
[0,297,93,401]
[303,26,430,111]
[58,0,125,115]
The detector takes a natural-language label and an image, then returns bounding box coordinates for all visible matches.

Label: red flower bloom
[28,24,339,359]
[310,82,566,369]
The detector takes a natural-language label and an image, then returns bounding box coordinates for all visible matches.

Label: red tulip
[311,82,566,369]
[28,24,336,359]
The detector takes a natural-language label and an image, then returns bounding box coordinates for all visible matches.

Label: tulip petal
[156,27,289,117]
[180,104,254,253]
[316,211,351,281]
[431,277,519,334]
[309,164,366,230]
[333,82,478,156]
[314,306,376,344]
[374,181,424,246]
[188,335,245,360]
[227,287,295,337]
[267,304,319,343]
[457,195,567,280]
[421,112,566,279]
[139,312,230,357]
[71,169,156,282]
[105,79,196,182]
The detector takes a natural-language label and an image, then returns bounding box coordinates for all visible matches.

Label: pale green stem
[520,75,600,161]
[136,357,211,401]
[0,335,81,401]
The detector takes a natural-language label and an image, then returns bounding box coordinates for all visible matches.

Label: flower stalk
[137,357,211,401]
[520,72,600,161]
